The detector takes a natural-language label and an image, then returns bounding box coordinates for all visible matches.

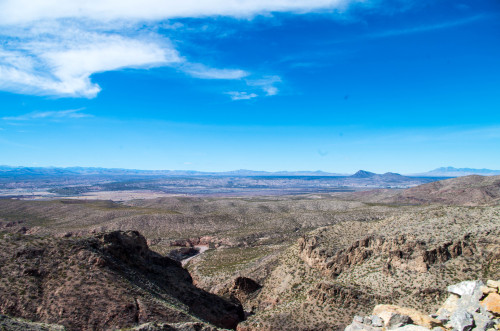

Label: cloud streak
[0,0,361,24]
[226,91,258,100]
[181,63,249,80]
[2,108,92,121]
[369,14,489,38]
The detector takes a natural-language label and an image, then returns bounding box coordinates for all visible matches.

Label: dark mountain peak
[351,170,376,178]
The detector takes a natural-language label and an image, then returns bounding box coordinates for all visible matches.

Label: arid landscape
[1,0,498,329]
[0,171,499,330]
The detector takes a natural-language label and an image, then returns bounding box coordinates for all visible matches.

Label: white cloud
[227,91,259,100]
[0,21,255,97]
[0,0,362,98]
[246,75,282,96]
[181,63,249,80]
[0,25,182,97]
[2,108,92,121]
[0,0,361,25]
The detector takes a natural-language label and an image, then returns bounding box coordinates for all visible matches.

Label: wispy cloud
[369,14,488,38]
[0,1,362,25]
[246,76,282,96]
[181,63,249,80]
[224,75,281,101]
[2,108,92,121]
[226,91,258,101]
[0,0,363,99]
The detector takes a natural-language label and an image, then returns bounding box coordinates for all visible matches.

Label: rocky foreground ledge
[346,280,500,331]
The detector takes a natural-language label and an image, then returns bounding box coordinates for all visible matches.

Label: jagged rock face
[232,277,262,295]
[220,277,262,307]
[0,231,244,331]
[308,283,384,309]
[298,234,475,277]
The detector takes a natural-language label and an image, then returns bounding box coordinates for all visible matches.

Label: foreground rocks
[346,280,500,331]
[0,231,244,330]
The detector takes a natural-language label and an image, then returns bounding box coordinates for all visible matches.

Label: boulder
[471,312,496,331]
[373,305,442,329]
[481,293,500,316]
[449,308,474,331]
[486,281,499,291]
[370,316,384,328]
[448,281,485,301]
[392,326,430,331]
[345,320,382,331]
[386,314,414,329]
[437,294,460,317]
[482,287,497,295]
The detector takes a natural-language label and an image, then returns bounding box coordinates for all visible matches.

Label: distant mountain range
[411,167,500,177]
[0,166,347,177]
[0,165,498,178]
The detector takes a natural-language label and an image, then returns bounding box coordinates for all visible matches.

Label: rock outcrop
[299,234,476,277]
[308,282,385,309]
[0,231,244,330]
[219,276,262,311]
[345,280,500,331]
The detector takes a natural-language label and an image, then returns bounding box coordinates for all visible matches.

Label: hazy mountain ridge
[412,166,500,177]
[0,166,346,177]
[2,165,498,178]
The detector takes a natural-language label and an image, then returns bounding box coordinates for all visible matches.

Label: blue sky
[0,0,499,173]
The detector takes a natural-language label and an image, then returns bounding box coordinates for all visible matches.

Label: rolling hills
[0,174,499,330]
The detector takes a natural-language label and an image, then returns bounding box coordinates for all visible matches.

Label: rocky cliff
[238,205,500,330]
[0,231,244,330]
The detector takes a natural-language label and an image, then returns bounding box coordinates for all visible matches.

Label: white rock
[345,320,382,331]
[471,311,496,331]
[371,316,384,327]
[450,308,475,331]
[448,281,484,300]
[391,325,431,331]
[438,294,460,316]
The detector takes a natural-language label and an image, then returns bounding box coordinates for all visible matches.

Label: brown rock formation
[299,234,476,277]
[0,231,244,330]
[308,283,386,309]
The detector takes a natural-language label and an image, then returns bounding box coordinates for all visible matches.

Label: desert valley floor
[0,174,499,330]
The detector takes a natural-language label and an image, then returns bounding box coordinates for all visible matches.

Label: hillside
[0,230,243,330]
[237,205,500,330]
[387,175,500,206]
[0,175,499,330]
